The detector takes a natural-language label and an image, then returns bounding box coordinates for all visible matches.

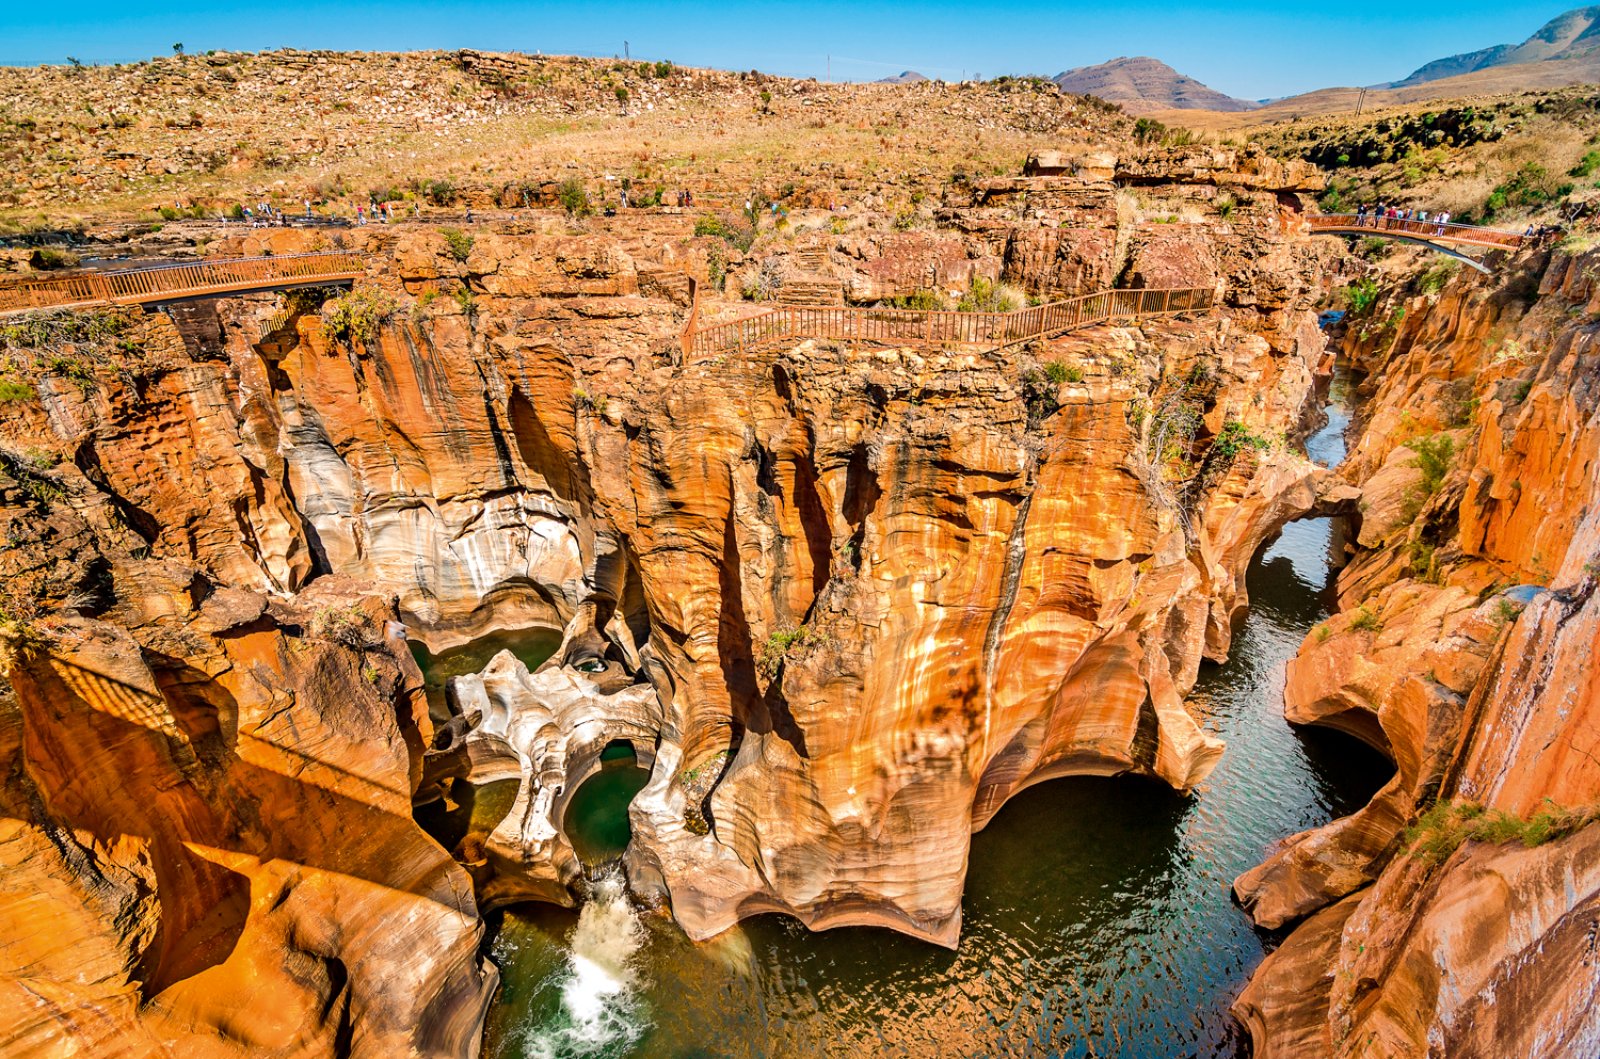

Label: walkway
[0,252,365,316]
[683,286,1215,358]
[1306,214,1525,251]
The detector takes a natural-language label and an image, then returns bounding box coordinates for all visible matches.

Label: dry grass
[0,49,1130,227]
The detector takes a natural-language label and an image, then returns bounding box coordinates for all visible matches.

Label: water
[565,749,651,868]
[409,626,563,718]
[477,369,1392,1058]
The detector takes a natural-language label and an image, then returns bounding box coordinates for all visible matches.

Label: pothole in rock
[409,626,563,720]
[563,741,650,869]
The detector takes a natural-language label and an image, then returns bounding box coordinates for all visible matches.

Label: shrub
[1341,276,1380,315]
[653,60,673,78]
[884,290,945,311]
[1572,151,1600,178]
[1020,368,1061,422]
[1416,261,1457,295]
[1407,433,1455,496]
[452,286,477,320]
[1348,605,1383,633]
[1510,378,1534,404]
[558,177,591,217]
[310,604,380,650]
[0,380,37,402]
[30,247,80,270]
[956,276,1021,313]
[440,226,474,262]
[415,177,457,206]
[1215,196,1236,220]
[1404,799,1600,865]
[1211,419,1272,463]
[320,287,398,345]
[756,625,828,677]
[694,212,755,251]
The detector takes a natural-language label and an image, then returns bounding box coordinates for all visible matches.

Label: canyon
[0,50,1597,1059]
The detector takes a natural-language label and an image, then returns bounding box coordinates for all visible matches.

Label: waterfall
[521,869,649,1058]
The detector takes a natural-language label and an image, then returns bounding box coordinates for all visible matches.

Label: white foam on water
[522,870,649,1058]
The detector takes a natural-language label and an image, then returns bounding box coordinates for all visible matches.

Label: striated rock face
[1,154,1334,1052]
[1234,244,1600,1057]
[0,573,493,1057]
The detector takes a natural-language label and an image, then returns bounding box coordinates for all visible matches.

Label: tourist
[1355,203,1367,226]
[1418,209,1429,224]
[304,199,312,220]
[1436,211,1449,235]
[1525,223,1536,238]
[465,206,474,223]
[356,205,365,225]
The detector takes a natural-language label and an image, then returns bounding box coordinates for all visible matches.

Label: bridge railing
[686,286,1214,358]
[0,251,367,315]
[1307,214,1524,250]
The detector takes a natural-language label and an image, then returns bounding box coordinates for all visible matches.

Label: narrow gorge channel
[425,368,1392,1058]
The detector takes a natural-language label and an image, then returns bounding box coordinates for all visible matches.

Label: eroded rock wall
[1235,244,1600,1058]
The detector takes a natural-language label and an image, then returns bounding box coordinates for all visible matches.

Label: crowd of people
[1353,202,1454,235]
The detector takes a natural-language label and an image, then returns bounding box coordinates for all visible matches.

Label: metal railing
[0,251,366,316]
[1306,214,1525,250]
[685,286,1214,358]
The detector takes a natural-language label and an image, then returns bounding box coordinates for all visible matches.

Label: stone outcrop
[0,572,493,1057]
[0,145,1340,1053]
[1234,244,1600,1057]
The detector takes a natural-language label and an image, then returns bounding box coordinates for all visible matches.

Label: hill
[1051,56,1258,113]
[1390,6,1600,87]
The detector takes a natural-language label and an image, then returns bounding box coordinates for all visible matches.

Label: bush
[653,60,673,78]
[440,226,474,262]
[1407,433,1455,496]
[1404,799,1600,865]
[29,247,80,270]
[0,379,36,402]
[415,177,457,206]
[1572,150,1600,178]
[694,212,755,252]
[1210,419,1272,463]
[884,290,945,311]
[956,276,1021,313]
[558,177,591,217]
[1348,605,1383,633]
[1341,276,1380,315]
[1020,368,1061,422]
[320,287,398,345]
[756,625,828,677]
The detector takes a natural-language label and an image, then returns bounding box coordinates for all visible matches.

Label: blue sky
[0,1,1576,99]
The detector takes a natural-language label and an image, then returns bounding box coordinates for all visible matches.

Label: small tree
[615,85,629,110]
[558,178,591,218]
[172,43,185,56]
[759,88,772,113]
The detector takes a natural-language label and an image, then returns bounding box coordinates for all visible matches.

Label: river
[438,367,1392,1059]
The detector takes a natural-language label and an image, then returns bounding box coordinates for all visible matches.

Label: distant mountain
[877,70,929,85]
[1051,56,1258,113]
[1390,6,1600,87]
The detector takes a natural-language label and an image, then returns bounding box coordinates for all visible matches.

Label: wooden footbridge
[0,252,365,316]
[1305,214,1525,273]
[682,286,1216,358]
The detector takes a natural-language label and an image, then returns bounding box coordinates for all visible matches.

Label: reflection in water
[410,626,563,718]
[483,369,1394,1058]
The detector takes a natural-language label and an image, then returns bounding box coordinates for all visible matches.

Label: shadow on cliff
[13,648,472,1003]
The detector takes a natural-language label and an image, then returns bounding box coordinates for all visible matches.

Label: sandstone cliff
[1234,243,1600,1058]
[0,152,1334,1052]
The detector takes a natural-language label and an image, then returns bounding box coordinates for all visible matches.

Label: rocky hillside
[1052,56,1258,113]
[0,49,1122,223]
[1390,5,1600,87]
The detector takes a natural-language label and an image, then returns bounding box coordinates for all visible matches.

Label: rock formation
[1234,243,1600,1057]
